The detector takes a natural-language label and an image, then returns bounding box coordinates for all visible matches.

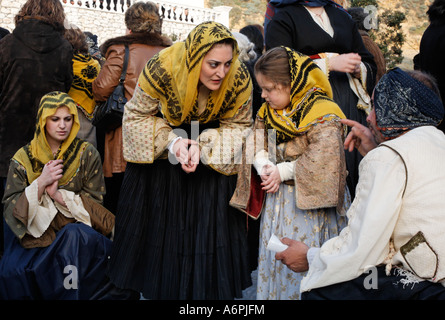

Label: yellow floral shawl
[137,21,252,126]
[13,91,87,186]
[68,53,101,117]
[258,47,345,144]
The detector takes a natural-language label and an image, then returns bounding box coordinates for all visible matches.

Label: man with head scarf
[272,68,445,299]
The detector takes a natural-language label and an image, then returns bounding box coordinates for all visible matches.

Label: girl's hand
[260,164,281,193]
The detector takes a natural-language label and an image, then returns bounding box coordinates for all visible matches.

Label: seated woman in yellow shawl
[230,47,350,299]
[106,21,254,300]
[0,92,134,299]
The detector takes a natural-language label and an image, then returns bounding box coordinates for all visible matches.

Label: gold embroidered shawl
[13,91,87,186]
[258,47,345,144]
[68,53,101,117]
[137,21,252,126]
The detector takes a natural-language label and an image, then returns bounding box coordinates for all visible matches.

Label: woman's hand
[172,138,193,165]
[39,160,64,188]
[37,160,63,201]
[45,180,59,198]
[260,164,281,193]
[182,142,200,173]
[329,53,361,76]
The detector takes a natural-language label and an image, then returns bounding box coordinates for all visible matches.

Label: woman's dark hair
[427,0,445,25]
[64,27,89,54]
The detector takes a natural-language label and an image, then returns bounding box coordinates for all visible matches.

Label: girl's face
[256,73,291,110]
[45,106,73,146]
[199,43,233,91]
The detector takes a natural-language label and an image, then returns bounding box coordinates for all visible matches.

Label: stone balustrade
[0,0,231,44]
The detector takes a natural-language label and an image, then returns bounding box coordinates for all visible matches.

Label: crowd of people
[0,0,444,301]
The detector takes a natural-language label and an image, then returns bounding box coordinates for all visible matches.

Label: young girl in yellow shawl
[231,47,350,299]
[106,21,254,300]
[0,92,131,299]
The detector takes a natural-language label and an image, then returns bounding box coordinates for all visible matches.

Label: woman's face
[199,43,233,91]
[256,73,291,110]
[45,106,73,145]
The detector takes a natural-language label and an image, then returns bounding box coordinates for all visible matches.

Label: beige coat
[230,118,348,219]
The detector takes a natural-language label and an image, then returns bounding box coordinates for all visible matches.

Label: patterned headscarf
[137,21,252,126]
[13,91,87,186]
[374,67,444,139]
[257,47,345,144]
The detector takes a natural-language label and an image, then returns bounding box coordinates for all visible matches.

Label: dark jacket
[265,4,376,95]
[0,19,73,176]
[418,23,445,133]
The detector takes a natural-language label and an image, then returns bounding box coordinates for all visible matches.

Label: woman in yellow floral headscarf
[0,91,123,300]
[107,21,254,300]
[230,47,350,300]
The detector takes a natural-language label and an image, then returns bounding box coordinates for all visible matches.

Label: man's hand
[275,238,309,273]
[341,118,378,156]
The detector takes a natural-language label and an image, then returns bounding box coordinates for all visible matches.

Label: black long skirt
[106,159,252,300]
[330,71,368,199]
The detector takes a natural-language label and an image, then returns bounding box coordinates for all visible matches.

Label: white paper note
[266,234,288,252]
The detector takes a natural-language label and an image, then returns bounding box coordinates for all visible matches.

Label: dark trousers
[302,266,445,300]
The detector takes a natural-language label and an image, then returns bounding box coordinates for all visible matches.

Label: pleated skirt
[106,160,252,300]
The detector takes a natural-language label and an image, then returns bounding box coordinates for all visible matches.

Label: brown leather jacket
[92,32,172,176]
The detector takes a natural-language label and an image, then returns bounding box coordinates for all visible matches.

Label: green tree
[350,0,406,68]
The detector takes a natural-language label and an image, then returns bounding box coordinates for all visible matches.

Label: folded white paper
[266,234,288,252]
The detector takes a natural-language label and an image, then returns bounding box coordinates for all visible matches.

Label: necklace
[309,7,325,22]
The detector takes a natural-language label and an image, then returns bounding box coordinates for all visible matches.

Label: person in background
[0,27,9,39]
[0,26,10,257]
[84,31,106,66]
[276,68,445,300]
[264,0,377,199]
[0,92,127,300]
[0,0,73,259]
[231,47,349,299]
[65,26,101,148]
[240,24,264,59]
[417,0,445,133]
[239,25,265,119]
[92,1,172,214]
[106,21,253,300]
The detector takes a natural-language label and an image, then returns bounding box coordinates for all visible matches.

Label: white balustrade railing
[61,0,223,26]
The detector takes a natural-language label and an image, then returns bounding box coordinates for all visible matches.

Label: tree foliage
[350,0,406,68]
